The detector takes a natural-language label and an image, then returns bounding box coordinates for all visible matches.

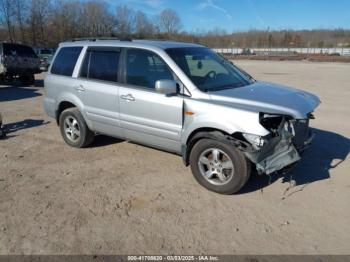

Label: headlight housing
[259,112,292,135]
[242,133,265,149]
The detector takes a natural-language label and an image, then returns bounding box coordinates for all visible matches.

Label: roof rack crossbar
[67,37,132,42]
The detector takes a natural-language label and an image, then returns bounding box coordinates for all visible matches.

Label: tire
[19,74,35,86]
[59,108,94,148]
[0,128,5,138]
[189,138,251,194]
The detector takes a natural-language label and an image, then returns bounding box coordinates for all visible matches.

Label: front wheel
[189,138,251,194]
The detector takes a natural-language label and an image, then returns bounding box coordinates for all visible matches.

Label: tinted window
[3,43,37,58]
[19,45,37,57]
[40,49,53,55]
[126,49,173,89]
[166,47,253,92]
[80,49,120,82]
[51,47,82,76]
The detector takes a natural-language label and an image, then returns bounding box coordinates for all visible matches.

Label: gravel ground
[0,60,349,255]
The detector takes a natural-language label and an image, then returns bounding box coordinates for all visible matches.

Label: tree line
[1,0,350,48]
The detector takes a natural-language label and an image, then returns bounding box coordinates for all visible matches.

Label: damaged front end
[239,113,314,174]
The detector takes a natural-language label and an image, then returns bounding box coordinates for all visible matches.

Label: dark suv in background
[0,42,41,85]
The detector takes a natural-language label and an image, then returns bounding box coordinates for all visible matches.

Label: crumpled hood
[209,81,320,119]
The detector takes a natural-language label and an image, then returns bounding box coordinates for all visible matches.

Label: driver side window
[126,48,174,89]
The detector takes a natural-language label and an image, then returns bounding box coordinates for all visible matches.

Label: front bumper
[244,120,314,174]
[255,142,300,175]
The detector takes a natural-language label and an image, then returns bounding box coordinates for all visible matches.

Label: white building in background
[214,48,350,56]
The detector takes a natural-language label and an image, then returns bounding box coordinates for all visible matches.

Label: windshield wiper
[203,83,243,92]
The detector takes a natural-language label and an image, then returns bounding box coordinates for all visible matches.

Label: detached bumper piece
[255,143,300,174]
[244,120,314,175]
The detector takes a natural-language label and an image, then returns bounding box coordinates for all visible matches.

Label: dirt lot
[0,61,349,255]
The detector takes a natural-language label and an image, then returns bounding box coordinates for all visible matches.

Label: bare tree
[80,0,114,37]
[13,0,27,43]
[0,0,15,42]
[158,8,181,38]
[1,1,350,49]
[49,0,83,44]
[115,5,134,37]
[135,10,155,38]
[28,0,52,46]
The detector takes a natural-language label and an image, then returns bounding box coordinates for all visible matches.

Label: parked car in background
[0,42,40,85]
[34,48,55,71]
[44,39,320,194]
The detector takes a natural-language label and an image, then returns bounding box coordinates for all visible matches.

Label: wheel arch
[183,128,234,166]
[56,101,77,125]
[55,91,90,125]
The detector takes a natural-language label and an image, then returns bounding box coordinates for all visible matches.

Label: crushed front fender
[243,128,301,174]
[254,143,300,174]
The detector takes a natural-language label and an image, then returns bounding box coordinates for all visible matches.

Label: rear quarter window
[51,47,83,76]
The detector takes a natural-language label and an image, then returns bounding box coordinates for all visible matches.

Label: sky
[106,0,350,32]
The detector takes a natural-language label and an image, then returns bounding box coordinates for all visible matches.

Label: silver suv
[44,39,320,194]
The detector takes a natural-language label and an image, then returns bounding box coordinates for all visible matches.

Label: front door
[119,48,183,153]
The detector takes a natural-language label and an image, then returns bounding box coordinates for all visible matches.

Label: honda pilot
[43,39,320,194]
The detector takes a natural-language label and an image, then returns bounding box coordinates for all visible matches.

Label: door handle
[120,94,135,101]
[75,85,85,92]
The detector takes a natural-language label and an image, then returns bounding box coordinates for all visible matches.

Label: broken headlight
[242,133,265,150]
[259,113,291,134]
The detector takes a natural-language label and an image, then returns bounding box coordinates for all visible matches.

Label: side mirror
[155,80,177,95]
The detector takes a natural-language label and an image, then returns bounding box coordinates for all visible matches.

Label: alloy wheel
[198,148,235,186]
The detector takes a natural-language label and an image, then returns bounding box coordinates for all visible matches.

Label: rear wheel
[19,74,35,86]
[59,108,94,148]
[189,138,251,194]
[0,127,5,138]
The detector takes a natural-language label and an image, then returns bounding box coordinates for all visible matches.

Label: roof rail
[120,37,133,42]
[66,37,132,42]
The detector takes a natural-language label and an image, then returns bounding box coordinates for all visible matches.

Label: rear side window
[51,47,82,76]
[80,48,120,82]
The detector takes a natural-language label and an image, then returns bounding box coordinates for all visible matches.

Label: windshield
[166,47,254,92]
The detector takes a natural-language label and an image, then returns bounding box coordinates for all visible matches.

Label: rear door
[75,47,123,138]
[119,48,183,153]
